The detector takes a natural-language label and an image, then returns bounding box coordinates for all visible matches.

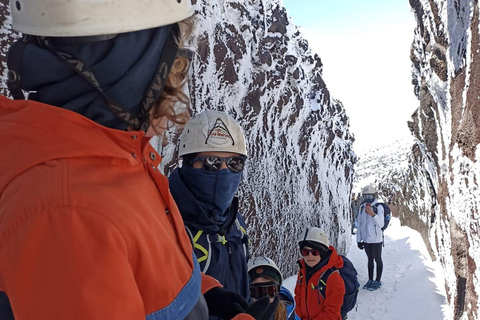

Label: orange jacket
[0,96,254,320]
[294,247,345,320]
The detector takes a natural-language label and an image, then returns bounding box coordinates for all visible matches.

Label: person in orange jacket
[0,0,277,319]
[294,227,345,320]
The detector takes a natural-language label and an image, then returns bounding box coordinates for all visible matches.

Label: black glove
[357,242,364,250]
[245,296,279,320]
[204,287,249,319]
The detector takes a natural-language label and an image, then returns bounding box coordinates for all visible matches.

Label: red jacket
[294,247,345,320]
[0,96,253,320]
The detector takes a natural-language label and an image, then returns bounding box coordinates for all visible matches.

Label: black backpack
[373,203,391,231]
[318,256,359,320]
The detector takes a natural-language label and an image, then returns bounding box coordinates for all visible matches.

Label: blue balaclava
[180,163,242,222]
[18,26,172,130]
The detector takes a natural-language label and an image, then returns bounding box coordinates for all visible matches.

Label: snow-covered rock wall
[184,0,356,276]
[0,0,356,277]
[373,0,480,318]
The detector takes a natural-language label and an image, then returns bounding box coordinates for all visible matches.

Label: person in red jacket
[294,227,345,320]
[0,0,276,319]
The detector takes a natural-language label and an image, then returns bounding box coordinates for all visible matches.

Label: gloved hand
[357,242,364,250]
[204,287,249,319]
[245,296,279,320]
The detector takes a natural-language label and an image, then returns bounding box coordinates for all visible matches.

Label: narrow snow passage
[283,218,449,319]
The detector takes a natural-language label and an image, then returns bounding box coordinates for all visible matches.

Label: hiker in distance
[248,256,300,320]
[0,0,276,319]
[356,185,385,291]
[169,110,252,317]
[295,227,344,320]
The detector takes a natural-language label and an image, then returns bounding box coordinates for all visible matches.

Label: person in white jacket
[356,185,384,291]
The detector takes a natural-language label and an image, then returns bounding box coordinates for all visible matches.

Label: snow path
[283,217,449,319]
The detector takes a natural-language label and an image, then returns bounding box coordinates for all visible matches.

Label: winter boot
[362,279,374,290]
[367,280,382,291]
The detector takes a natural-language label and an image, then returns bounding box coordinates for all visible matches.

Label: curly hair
[275,301,288,320]
[149,18,194,135]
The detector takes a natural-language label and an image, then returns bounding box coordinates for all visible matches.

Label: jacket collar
[0,96,159,194]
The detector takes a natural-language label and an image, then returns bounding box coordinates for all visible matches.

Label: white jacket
[356,200,385,244]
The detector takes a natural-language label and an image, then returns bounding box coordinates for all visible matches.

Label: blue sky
[283,0,411,31]
[282,0,417,155]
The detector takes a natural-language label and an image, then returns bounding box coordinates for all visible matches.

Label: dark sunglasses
[249,283,280,299]
[300,248,321,257]
[190,156,246,173]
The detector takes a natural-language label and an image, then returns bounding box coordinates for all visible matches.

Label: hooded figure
[169,110,251,315]
[0,1,275,319]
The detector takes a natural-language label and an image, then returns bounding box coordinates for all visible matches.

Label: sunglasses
[190,156,246,173]
[300,248,321,257]
[249,283,280,299]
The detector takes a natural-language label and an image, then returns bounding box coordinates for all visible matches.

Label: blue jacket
[279,286,300,320]
[169,168,251,304]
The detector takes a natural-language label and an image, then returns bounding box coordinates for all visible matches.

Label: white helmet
[298,227,329,249]
[10,0,194,37]
[248,256,282,285]
[362,185,377,195]
[179,110,248,157]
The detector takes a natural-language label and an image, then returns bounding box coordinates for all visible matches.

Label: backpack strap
[235,217,249,259]
[318,267,339,300]
[187,217,247,273]
[186,227,213,273]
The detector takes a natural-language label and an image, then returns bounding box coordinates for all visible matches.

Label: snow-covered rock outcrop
[369,1,480,318]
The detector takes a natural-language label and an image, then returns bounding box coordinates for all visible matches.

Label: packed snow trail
[283,217,449,319]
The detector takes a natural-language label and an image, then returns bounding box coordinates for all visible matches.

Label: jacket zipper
[228,244,240,293]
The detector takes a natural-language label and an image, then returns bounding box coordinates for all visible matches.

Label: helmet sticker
[204,118,235,147]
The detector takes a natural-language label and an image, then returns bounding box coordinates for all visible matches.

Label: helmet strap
[303,228,309,242]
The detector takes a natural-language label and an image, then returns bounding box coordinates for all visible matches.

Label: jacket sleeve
[201,273,222,294]
[313,272,345,320]
[0,207,145,320]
